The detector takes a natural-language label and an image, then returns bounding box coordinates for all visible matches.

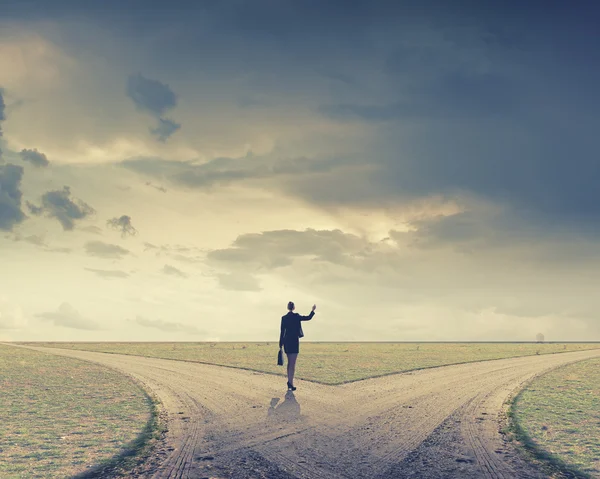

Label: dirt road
[17,346,600,479]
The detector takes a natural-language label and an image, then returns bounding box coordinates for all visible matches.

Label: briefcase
[277,348,284,366]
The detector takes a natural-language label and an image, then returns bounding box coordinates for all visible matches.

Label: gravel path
[14,345,600,479]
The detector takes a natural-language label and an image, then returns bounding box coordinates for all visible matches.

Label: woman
[279,301,316,390]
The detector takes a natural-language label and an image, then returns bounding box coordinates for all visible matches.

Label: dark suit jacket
[279,310,315,347]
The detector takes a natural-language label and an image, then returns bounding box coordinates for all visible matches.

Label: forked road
[18,346,600,479]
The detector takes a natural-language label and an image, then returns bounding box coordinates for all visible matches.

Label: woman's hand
[312,304,316,312]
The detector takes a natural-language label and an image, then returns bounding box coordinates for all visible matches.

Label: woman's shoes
[287,381,296,391]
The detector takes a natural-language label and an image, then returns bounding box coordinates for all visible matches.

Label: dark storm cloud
[108,2,598,239]
[84,240,130,259]
[377,119,598,229]
[19,148,50,168]
[8,1,600,238]
[391,210,519,251]
[0,164,27,231]
[36,303,102,330]
[320,72,518,121]
[387,208,594,260]
[27,186,95,230]
[107,215,137,237]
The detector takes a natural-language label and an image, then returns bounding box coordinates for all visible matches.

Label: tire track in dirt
[375,351,600,479]
[11,345,600,479]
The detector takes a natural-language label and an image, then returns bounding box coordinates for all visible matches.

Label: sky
[1,0,599,341]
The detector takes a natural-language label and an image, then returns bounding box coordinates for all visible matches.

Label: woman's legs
[286,353,298,385]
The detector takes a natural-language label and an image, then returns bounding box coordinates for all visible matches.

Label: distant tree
[536,333,545,343]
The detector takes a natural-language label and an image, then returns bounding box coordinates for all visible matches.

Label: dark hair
[287,301,295,310]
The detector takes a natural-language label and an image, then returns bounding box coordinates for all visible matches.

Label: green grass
[19,341,600,385]
[509,358,600,478]
[0,345,160,479]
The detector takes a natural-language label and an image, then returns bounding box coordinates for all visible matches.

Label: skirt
[283,337,300,354]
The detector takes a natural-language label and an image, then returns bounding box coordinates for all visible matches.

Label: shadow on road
[267,391,302,422]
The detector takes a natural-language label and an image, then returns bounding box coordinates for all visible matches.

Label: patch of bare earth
[14,345,600,479]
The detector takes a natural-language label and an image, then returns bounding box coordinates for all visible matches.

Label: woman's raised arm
[299,305,317,321]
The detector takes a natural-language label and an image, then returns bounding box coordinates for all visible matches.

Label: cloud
[0,163,27,231]
[0,88,5,121]
[84,268,130,278]
[162,264,187,278]
[3,3,599,241]
[84,240,130,259]
[20,234,46,247]
[0,88,5,163]
[131,315,203,335]
[36,302,102,330]
[312,63,600,233]
[101,8,600,238]
[145,181,167,193]
[27,186,95,230]
[320,66,518,121]
[126,73,177,117]
[203,225,600,330]
[119,153,349,191]
[9,232,75,253]
[106,215,137,237]
[207,228,369,272]
[19,148,50,167]
[126,73,181,142]
[25,201,44,215]
[150,117,181,142]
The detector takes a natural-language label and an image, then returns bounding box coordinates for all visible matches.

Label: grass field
[510,358,600,478]
[0,345,158,479]
[19,341,600,385]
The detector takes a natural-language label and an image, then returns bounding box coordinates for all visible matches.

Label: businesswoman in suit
[279,301,316,390]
